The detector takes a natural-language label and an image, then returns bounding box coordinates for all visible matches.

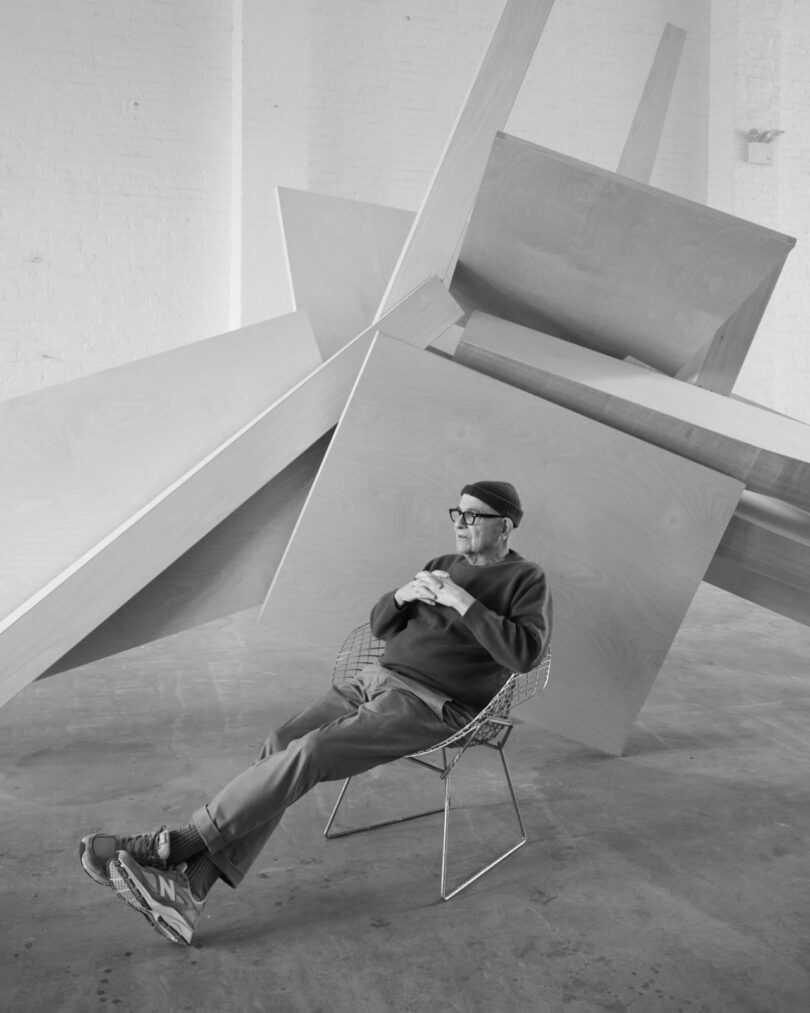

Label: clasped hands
[394,570,474,615]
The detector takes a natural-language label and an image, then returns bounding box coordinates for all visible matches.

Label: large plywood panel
[455,312,810,510]
[617,23,686,184]
[376,0,556,328]
[261,337,743,755]
[451,132,794,386]
[278,187,413,360]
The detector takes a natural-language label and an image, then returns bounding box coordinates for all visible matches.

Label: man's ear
[502,518,514,538]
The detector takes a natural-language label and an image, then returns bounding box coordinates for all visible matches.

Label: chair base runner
[324,744,528,901]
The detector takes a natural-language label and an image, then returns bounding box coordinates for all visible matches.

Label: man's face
[452,493,507,563]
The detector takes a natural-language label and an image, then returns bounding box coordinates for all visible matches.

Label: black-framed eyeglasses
[448,508,504,526]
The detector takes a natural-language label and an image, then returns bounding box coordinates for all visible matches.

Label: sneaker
[108,851,205,945]
[79,827,170,889]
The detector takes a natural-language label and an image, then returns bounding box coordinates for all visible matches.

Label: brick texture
[0,0,233,397]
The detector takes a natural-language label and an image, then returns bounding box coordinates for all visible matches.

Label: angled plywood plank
[454,312,810,510]
[375,0,556,330]
[261,336,743,755]
[44,435,329,676]
[0,312,321,628]
[278,187,414,360]
[617,23,687,184]
[705,493,810,627]
[451,132,795,386]
[0,321,368,710]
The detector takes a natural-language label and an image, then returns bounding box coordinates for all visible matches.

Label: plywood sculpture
[1,0,804,754]
[261,336,743,755]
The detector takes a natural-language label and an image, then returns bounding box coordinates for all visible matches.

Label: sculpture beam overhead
[375,0,557,334]
[450,133,794,392]
[617,23,687,184]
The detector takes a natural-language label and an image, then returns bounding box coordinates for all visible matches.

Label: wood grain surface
[0,312,321,625]
[259,278,464,616]
[278,187,413,360]
[617,23,686,184]
[451,132,794,383]
[375,0,556,329]
[0,317,369,709]
[705,492,810,627]
[690,266,787,395]
[455,312,810,510]
[261,336,743,754]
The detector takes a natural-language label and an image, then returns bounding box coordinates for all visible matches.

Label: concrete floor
[1,583,809,1013]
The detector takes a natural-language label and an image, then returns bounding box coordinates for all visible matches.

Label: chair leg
[439,746,527,901]
[323,774,445,839]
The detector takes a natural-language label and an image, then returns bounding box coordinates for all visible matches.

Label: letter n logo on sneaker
[157,875,176,903]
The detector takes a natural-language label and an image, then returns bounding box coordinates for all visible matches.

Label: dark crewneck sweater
[369,550,552,711]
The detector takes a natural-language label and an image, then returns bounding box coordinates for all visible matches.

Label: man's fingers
[415,571,442,589]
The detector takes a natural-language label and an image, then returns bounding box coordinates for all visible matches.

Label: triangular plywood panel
[451,132,794,389]
[278,187,413,360]
[44,434,329,676]
[261,337,743,755]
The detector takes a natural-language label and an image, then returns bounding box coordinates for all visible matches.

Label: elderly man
[79,480,552,945]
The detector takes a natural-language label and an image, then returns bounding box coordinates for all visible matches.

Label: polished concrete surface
[2,583,809,1012]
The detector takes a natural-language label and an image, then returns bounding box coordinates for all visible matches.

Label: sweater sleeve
[369,590,410,641]
[460,568,552,673]
[368,556,444,641]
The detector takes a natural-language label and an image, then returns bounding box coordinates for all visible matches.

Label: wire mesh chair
[323,622,551,900]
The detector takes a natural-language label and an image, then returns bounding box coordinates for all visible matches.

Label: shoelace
[122,828,168,866]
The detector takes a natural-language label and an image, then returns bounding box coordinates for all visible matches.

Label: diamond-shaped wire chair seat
[323,622,551,899]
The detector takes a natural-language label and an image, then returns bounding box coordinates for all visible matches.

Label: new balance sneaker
[108,851,205,945]
[79,827,170,889]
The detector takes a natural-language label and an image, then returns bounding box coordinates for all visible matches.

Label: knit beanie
[461,481,523,528]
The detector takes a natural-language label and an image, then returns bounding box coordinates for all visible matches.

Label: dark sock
[168,823,206,863]
[185,853,220,901]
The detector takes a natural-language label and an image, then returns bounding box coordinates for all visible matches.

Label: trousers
[192,664,469,887]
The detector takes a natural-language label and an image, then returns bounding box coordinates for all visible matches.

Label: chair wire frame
[323,622,551,900]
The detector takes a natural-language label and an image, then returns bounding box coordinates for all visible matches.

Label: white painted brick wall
[0,0,233,399]
[709,0,810,422]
